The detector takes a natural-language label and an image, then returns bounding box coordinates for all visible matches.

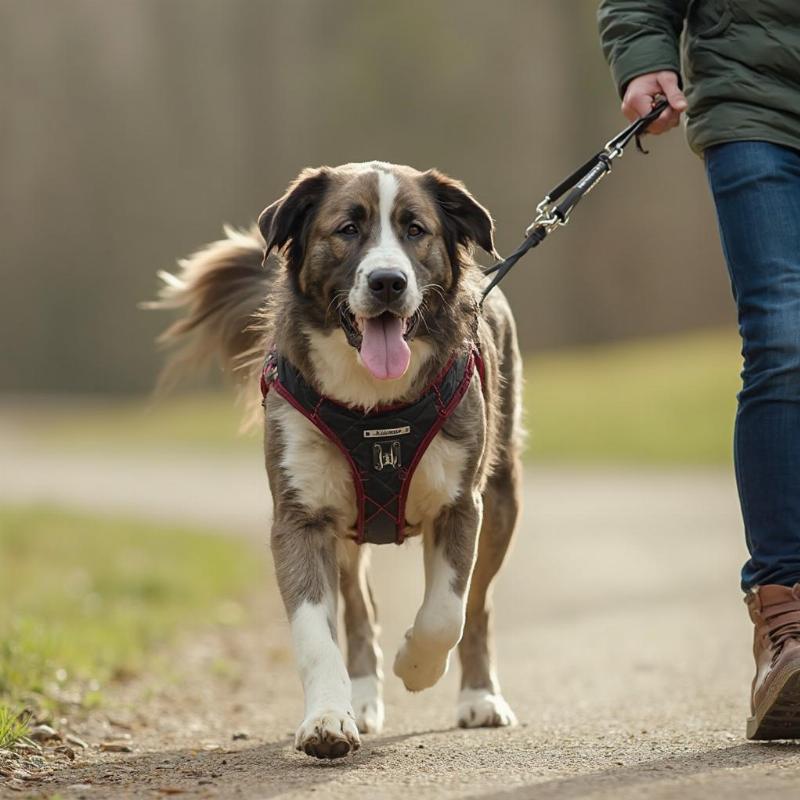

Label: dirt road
[4,432,800,799]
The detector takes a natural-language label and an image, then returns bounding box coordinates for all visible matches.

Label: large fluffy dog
[152,161,523,759]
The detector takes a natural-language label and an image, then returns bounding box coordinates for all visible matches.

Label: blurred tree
[0,0,733,394]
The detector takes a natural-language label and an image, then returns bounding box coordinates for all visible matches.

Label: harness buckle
[260,350,279,406]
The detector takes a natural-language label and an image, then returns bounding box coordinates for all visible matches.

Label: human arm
[598,0,690,134]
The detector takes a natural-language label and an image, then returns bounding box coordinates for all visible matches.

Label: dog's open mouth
[339,308,420,381]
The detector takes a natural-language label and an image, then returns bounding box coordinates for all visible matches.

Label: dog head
[259,162,495,381]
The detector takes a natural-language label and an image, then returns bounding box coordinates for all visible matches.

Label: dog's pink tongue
[360,315,410,380]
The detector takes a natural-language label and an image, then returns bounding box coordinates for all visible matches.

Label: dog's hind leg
[456,460,521,728]
[393,493,483,693]
[338,540,384,734]
[271,513,361,759]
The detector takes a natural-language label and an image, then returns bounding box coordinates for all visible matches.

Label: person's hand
[621,71,688,134]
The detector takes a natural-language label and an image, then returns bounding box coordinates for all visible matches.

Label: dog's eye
[337,222,359,238]
[407,223,426,239]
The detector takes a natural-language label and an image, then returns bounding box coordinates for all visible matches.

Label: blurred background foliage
[1,0,735,396]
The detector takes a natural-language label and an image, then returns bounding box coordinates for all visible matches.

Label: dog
[151,161,523,759]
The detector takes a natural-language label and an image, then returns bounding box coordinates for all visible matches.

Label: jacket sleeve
[597,0,690,97]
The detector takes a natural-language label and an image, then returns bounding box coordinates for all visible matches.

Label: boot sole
[747,664,800,740]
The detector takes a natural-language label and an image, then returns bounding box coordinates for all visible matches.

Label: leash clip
[524,198,562,237]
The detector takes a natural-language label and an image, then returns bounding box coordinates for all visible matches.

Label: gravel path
[3,429,800,798]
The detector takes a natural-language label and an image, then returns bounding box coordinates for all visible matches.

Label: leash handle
[606,97,670,153]
[480,99,669,304]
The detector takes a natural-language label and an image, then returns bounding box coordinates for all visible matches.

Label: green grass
[0,505,261,735]
[24,392,253,453]
[0,706,29,749]
[524,327,741,464]
[14,327,743,464]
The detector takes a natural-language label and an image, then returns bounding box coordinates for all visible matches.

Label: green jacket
[597,0,800,155]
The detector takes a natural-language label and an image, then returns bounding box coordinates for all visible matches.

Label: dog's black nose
[368,269,407,303]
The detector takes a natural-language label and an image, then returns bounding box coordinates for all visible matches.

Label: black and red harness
[261,347,483,545]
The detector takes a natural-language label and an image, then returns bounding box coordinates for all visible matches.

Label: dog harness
[261,347,483,545]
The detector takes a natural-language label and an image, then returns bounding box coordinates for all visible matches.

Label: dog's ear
[257,167,330,271]
[423,170,497,267]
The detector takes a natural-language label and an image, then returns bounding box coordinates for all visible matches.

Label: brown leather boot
[745,584,800,739]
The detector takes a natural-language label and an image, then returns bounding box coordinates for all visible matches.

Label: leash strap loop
[551,152,613,224]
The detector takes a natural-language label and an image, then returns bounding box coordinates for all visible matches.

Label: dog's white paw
[457,688,517,728]
[393,630,450,692]
[294,708,361,759]
[351,675,384,734]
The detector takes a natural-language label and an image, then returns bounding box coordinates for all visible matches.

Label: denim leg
[705,141,800,591]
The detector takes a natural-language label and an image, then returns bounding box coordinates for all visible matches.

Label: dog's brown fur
[151,162,523,758]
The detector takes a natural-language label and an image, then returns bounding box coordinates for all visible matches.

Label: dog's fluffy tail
[144,225,270,392]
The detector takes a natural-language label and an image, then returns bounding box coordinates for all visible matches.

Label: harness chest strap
[261,347,483,545]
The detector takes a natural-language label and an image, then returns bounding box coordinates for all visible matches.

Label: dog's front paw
[351,676,384,734]
[393,630,450,692]
[457,688,517,728]
[294,709,361,759]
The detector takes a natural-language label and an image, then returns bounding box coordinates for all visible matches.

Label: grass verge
[524,327,741,464]
[0,505,261,740]
[16,392,251,454]
[12,326,743,464]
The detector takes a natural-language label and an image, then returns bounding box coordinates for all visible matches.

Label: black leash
[481,99,669,303]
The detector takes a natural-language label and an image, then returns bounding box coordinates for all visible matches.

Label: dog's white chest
[270,397,466,532]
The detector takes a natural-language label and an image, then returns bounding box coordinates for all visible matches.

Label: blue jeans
[705,142,800,591]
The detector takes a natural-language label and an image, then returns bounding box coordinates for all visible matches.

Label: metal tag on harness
[373,441,401,471]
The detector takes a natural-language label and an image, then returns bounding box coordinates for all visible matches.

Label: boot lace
[762,601,800,662]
